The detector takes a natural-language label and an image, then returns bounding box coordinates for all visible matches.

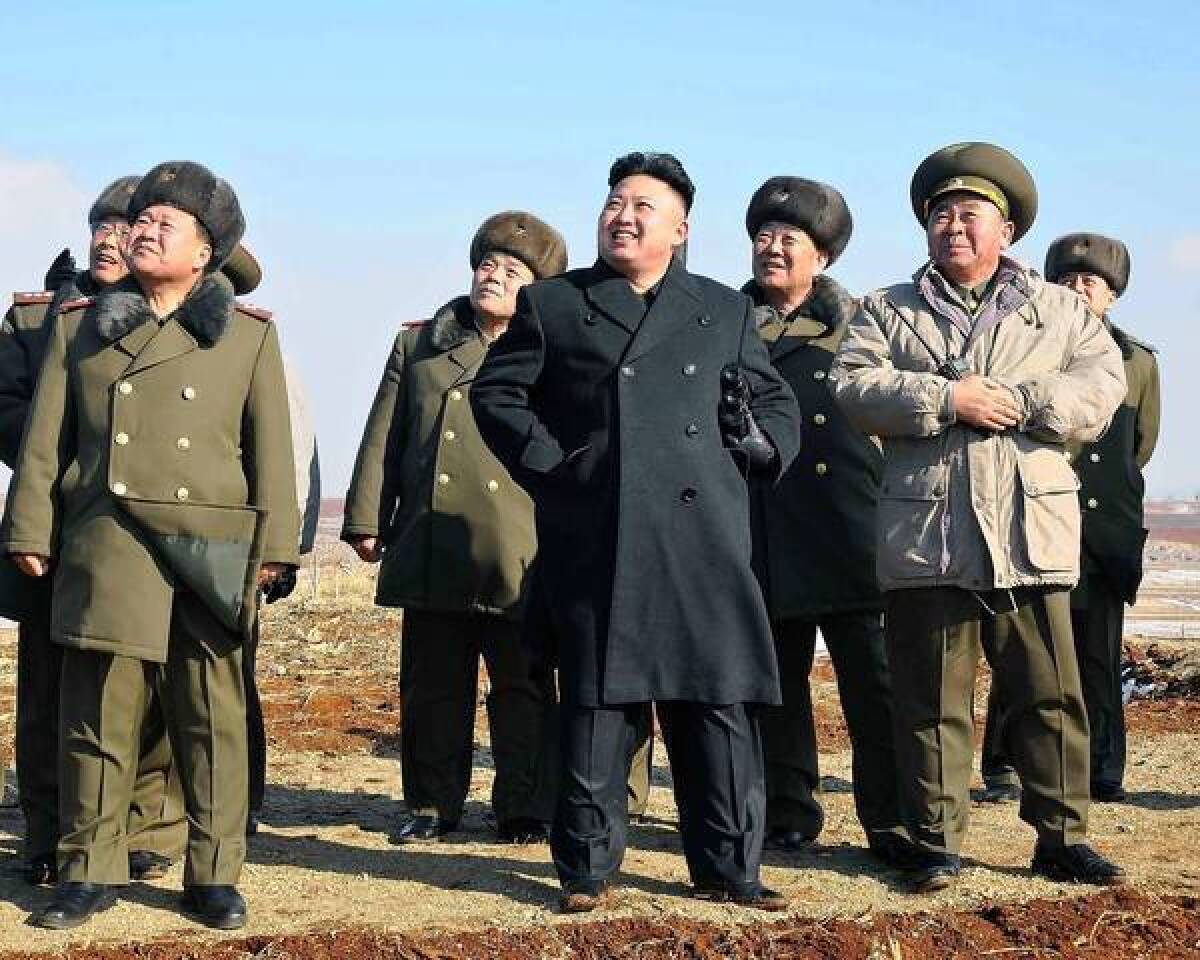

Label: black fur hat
[221,243,262,296]
[745,177,853,266]
[608,152,695,213]
[1044,233,1130,296]
[129,161,245,271]
[470,211,568,280]
[88,176,140,226]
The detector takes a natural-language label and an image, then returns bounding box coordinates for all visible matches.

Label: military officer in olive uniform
[740,177,906,863]
[343,211,566,844]
[831,143,1127,892]
[472,152,800,913]
[0,178,187,886]
[3,161,299,930]
[983,233,1159,805]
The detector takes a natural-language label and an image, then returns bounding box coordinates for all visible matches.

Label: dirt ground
[0,528,1198,958]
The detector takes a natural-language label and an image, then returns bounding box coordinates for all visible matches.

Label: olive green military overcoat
[342,296,535,618]
[1,273,299,660]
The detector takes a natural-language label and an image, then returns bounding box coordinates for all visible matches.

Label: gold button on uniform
[182,386,197,400]
[813,413,827,426]
[449,389,462,401]
[111,481,127,496]
[682,363,696,376]
[486,480,499,493]
[438,473,451,485]
[117,381,133,395]
[1087,497,1098,509]
[175,487,189,501]
[114,432,129,446]
[444,429,456,441]
[815,462,828,475]
[177,437,190,450]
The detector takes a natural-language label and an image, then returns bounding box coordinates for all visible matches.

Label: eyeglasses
[92,221,131,241]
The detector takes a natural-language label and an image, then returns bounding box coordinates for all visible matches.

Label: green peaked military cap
[470,211,568,281]
[745,176,854,265]
[910,142,1038,241]
[1044,232,1130,296]
[221,243,262,296]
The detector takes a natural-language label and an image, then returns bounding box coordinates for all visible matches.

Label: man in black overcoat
[471,152,800,912]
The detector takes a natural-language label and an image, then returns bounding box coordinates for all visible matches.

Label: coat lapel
[769,315,828,363]
[582,261,644,336]
[623,259,703,365]
[122,318,198,377]
[112,319,159,362]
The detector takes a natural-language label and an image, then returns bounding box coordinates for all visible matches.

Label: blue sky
[1,1,1197,496]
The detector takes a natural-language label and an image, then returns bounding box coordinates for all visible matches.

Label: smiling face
[1058,270,1117,316]
[88,216,131,286]
[597,174,688,281]
[469,250,535,324]
[126,204,212,285]
[752,221,827,307]
[925,192,1013,286]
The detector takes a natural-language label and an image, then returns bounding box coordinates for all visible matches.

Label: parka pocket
[877,464,948,581]
[1016,446,1081,572]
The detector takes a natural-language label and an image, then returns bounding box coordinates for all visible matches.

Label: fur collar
[744,274,856,330]
[91,272,235,346]
[428,296,481,352]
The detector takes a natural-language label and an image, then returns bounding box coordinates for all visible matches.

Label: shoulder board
[57,296,94,313]
[12,291,52,306]
[236,302,273,322]
[401,320,427,329]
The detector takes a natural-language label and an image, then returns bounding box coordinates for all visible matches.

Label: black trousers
[552,700,766,895]
[242,616,267,814]
[759,611,902,842]
[984,573,1125,791]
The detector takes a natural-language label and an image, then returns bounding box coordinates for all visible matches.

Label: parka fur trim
[428,296,479,352]
[91,272,236,346]
[744,274,857,330]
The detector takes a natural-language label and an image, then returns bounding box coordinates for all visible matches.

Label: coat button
[1090,452,1101,462]
[117,381,133,395]
[1087,497,1098,509]
[813,413,827,426]
[680,487,697,503]
[444,429,456,441]
[698,315,711,327]
[449,389,463,401]
[175,487,189,501]
[815,462,828,475]
[111,481,127,496]
[486,479,499,493]
[813,370,826,381]
[682,363,696,376]
[438,473,451,485]
[177,437,190,450]
[685,423,699,437]
[182,386,197,400]
[114,432,130,446]
[620,365,635,378]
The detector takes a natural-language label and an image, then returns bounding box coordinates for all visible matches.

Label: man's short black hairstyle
[608,152,695,213]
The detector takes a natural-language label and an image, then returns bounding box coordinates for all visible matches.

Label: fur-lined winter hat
[221,243,262,296]
[88,176,140,226]
[911,142,1037,241]
[1044,233,1130,296]
[129,161,245,271]
[470,211,567,281]
[745,177,853,266]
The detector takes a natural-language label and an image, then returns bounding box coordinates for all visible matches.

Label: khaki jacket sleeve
[342,331,407,540]
[1134,351,1161,469]
[244,323,300,566]
[829,296,956,439]
[0,313,71,556]
[1009,303,1127,445]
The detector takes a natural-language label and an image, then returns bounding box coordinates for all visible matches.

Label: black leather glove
[718,364,777,474]
[263,566,298,604]
[43,248,78,292]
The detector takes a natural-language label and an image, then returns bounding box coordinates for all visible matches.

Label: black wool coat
[745,276,884,622]
[471,257,800,707]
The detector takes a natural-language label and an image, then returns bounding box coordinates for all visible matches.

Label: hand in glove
[718,364,778,474]
[43,248,78,292]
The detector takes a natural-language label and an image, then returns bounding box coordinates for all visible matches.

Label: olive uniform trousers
[626,704,654,817]
[760,611,903,842]
[16,595,185,863]
[886,586,1090,855]
[399,609,556,826]
[58,591,248,885]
